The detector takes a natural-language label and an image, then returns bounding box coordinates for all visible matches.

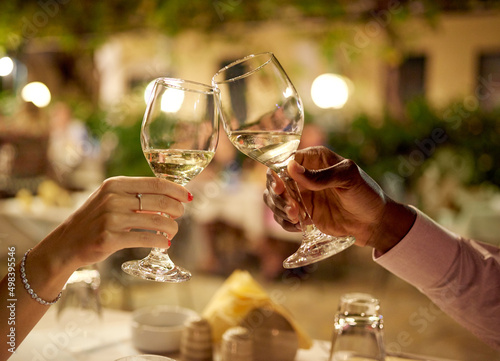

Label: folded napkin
[202,269,313,349]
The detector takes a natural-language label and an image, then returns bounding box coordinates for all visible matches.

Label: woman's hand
[33,176,193,280]
[0,176,194,358]
[263,146,416,252]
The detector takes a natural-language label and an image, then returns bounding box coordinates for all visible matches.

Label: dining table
[9,307,458,361]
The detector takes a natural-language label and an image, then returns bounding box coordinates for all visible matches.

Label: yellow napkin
[202,269,313,349]
[38,180,72,207]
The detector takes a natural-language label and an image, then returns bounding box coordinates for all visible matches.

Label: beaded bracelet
[20,248,62,306]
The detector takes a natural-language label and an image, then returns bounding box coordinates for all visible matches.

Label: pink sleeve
[373,207,500,351]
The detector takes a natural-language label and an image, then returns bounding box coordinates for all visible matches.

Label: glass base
[283,227,355,269]
[121,259,191,283]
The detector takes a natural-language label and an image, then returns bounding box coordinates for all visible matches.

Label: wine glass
[212,52,355,268]
[121,77,219,282]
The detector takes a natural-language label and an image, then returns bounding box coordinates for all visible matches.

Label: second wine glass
[213,52,355,268]
[121,78,219,282]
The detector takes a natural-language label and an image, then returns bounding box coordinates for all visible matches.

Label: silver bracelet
[20,248,62,306]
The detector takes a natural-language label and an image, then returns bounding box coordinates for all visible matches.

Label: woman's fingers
[95,176,192,221]
[117,230,173,250]
[46,176,197,271]
[123,211,179,237]
[88,177,189,246]
[102,176,193,203]
[131,193,185,219]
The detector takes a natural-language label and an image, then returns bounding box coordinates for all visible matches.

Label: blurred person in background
[48,102,104,190]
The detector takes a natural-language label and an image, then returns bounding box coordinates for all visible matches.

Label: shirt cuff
[372,206,461,290]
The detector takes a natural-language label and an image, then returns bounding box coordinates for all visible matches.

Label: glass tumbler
[328,293,385,361]
[57,266,102,356]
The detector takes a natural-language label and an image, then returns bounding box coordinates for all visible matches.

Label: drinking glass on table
[212,52,355,268]
[57,265,102,356]
[121,78,219,282]
[328,293,386,361]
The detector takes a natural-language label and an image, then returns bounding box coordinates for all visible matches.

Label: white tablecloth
[10,308,331,361]
[10,308,457,361]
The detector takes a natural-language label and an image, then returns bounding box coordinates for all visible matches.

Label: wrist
[368,200,417,253]
[24,240,75,302]
[20,249,63,305]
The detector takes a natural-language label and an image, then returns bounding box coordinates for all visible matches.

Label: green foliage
[0,0,452,53]
[3,0,498,187]
[445,106,500,186]
[100,96,500,188]
[106,118,152,177]
[330,98,500,189]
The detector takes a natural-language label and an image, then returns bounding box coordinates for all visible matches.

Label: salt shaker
[220,326,253,361]
[180,317,213,361]
[328,292,385,361]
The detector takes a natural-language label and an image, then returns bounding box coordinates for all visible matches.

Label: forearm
[422,238,500,350]
[374,208,500,350]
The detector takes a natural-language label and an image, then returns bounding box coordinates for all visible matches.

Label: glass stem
[144,248,175,270]
[278,168,315,233]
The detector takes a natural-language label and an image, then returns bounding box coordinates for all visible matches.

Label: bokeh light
[311,73,350,109]
[144,80,184,113]
[21,82,51,108]
[0,57,14,77]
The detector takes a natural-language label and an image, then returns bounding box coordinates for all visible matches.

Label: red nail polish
[187,192,194,201]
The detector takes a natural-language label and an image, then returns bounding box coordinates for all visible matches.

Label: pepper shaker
[180,316,213,361]
[220,326,253,361]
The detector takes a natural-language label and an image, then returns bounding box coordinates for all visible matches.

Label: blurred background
[1,0,500,359]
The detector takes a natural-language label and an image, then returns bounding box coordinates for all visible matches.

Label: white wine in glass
[213,52,355,268]
[122,78,219,282]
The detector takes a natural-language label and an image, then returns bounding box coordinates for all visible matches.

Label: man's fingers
[266,169,286,195]
[289,159,361,191]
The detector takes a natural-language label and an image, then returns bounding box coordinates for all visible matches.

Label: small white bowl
[132,305,198,354]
